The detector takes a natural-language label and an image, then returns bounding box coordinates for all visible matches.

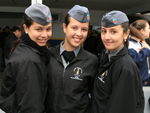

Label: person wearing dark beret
[0,3,52,113]
[45,5,98,113]
[91,10,144,113]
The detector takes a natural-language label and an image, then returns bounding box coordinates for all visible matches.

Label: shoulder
[129,41,141,52]
[117,54,139,76]
[10,43,43,65]
[81,48,98,63]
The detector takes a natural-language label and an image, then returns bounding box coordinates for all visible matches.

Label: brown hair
[63,14,71,27]
[9,14,33,57]
[130,19,148,41]
[121,22,130,49]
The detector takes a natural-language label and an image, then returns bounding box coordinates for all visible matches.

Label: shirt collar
[59,41,80,57]
[106,45,124,61]
[13,32,17,37]
[129,37,137,43]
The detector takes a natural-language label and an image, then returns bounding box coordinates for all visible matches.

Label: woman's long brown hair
[130,19,149,41]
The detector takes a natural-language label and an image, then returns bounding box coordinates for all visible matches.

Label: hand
[142,41,150,50]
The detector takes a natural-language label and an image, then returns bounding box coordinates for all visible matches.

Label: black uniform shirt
[60,41,80,68]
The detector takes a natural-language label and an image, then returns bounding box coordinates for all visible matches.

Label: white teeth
[74,38,80,41]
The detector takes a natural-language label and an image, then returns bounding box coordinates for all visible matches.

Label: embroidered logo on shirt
[71,67,83,81]
[98,70,108,83]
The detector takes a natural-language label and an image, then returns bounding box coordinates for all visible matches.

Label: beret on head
[68,5,90,23]
[25,3,52,26]
[101,10,129,27]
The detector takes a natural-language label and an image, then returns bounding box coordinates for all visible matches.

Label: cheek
[28,33,39,41]
[101,34,105,41]
[48,31,52,37]
[83,32,88,39]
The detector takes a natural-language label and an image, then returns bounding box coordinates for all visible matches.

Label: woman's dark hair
[121,22,130,49]
[21,14,33,33]
[130,19,148,40]
[9,14,33,57]
[63,14,71,27]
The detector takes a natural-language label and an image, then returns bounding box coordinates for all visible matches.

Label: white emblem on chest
[98,70,108,83]
[71,67,83,81]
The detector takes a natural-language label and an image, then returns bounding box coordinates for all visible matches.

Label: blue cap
[101,10,129,27]
[68,5,90,23]
[25,3,52,26]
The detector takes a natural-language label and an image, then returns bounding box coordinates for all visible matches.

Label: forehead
[101,25,122,30]
[69,17,89,27]
[31,21,52,27]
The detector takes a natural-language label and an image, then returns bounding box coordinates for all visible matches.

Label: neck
[131,36,141,42]
[63,41,77,51]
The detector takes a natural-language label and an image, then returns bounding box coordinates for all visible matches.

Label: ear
[123,29,130,40]
[23,24,28,34]
[62,23,66,33]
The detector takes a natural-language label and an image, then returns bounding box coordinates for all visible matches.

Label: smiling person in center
[45,5,99,113]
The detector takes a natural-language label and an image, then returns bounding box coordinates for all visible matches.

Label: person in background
[0,3,52,113]
[46,40,52,48]
[128,19,150,86]
[3,26,10,38]
[84,30,99,56]
[145,26,150,86]
[4,26,22,66]
[91,10,144,113]
[0,27,4,72]
[45,5,98,113]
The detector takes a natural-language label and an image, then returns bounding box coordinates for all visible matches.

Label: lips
[74,37,81,43]
[38,39,47,43]
[104,41,113,44]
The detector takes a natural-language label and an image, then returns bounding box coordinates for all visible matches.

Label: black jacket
[91,46,144,113]
[45,45,99,113]
[0,33,50,113]
[4,33,18,59]
[84,36,99,56]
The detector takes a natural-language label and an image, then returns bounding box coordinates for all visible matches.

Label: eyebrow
[34,25,52,28]
[101,27,117,30]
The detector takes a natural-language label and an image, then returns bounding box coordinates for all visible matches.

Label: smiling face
[101,25,129,53]
[23,21,52,46]
[63,17,89,51]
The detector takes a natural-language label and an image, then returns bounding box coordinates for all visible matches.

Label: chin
[38,43,46,46]
[73,43,81,48]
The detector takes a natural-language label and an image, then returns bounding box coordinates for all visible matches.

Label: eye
[72,27,77,30]
[101,30,106,33]
[82,28,88,32]
[36,28,42,31]
[47,27,52,31]
[111,31,117,34]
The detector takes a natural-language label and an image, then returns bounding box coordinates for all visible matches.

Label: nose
[76,29,82,36]
[104,32,110,40]
[41,31,48,38]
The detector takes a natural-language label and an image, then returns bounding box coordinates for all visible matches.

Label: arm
[15,61,47,113]
[89,58,99,94]
[0,63,18,113]
[105,70,144,113]
[128,48,150,66]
